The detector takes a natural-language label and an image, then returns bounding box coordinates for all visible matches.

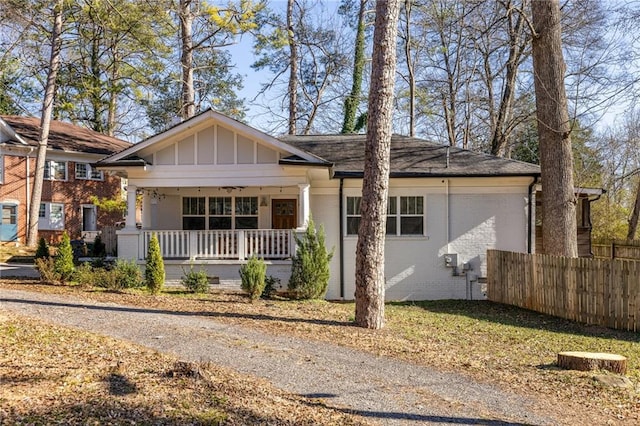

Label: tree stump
[557,351,627,375]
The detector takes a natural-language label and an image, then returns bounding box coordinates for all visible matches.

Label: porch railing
[140,229,294,260]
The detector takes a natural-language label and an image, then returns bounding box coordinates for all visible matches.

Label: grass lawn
[1,279,639,424]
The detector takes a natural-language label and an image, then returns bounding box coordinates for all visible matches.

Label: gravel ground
[1,288,563,425]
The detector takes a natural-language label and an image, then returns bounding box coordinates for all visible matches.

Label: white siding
[178,135,195,165]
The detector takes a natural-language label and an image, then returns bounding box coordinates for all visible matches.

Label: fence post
[238,230,246,261]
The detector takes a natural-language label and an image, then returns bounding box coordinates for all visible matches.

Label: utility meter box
[444,253,457,268]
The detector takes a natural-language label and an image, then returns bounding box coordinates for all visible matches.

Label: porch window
[346,195,423,236]
[183,196,259,230]
[44,160,67,180]
[209,196,232,229]
[75,163,103,180]
[39,202,64,230]
[235,196,258,229]
[182,197,206,230]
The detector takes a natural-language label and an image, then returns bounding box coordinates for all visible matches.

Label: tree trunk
[355,0,400,330]
[286,0,297,135]
[180,0,195,120]
[531,0,577,257]
[341,0,367,134]
[558,351,627,375]
[626,177,640,240]
[27,0,63,247]
[403,0,415,137]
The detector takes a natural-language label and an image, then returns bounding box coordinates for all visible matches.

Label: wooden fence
[101,226,117,256]
[592,240,640,260]
[486,250,640,332]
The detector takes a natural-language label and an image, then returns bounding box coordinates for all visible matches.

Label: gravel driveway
[1,288,562,425]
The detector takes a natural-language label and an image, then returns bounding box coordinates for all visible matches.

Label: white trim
[102,109,322,164]
[0,117,28,145]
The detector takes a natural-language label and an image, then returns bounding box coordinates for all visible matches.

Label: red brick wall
[1,153,124,244]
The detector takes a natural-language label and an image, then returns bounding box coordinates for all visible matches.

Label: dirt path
[1,288,562,425]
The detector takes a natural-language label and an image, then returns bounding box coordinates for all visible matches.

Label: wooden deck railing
[140,229,294,261]
[486,250,640,332]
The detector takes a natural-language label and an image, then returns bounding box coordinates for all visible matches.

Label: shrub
[73,262,96,287]
[35,237,50,259]
[262,275,280,299]
[239,256,266,301]
[92,234,106,257]
[35,257,61,284]
[145,233,165,294]
[288,218,334,300]
[92,260,143,291]
[54,232,75,284]
[181,264,210,293]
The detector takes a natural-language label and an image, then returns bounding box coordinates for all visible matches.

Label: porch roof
[279,134,542,178]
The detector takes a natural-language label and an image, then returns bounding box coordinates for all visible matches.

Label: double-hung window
[39,202,64,230]
[346,195,424,236]
[182,197,206,230]
[75,163,103,180]
[44,160,67,180]
[234,196,258,229]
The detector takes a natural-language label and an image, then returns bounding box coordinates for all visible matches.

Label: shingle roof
[1,115,131,155]
[278,134,541,178]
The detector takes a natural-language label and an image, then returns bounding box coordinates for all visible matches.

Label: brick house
[0,116,131,244]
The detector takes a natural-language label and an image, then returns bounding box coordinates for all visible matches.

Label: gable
[140,124,280,166]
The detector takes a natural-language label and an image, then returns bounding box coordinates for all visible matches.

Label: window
[399,196,424,235]
[38,202,64,230]
[235,196,258,229]
[209,196,232,229]
[182,196,258,230]
[346,195,424,236]
[75,163,103,180]
[182,197,205,230]
[44,160,67,180]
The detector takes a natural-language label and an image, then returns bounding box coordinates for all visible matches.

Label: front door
[272,199,297,229]
[0,204,18,241]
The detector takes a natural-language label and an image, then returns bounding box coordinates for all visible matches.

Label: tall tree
[286,0,297,134]
[355,0,400,330]
[27,0,64,247]
[531,0,577,256]
[177,0,260,120]
[341,0,368,134]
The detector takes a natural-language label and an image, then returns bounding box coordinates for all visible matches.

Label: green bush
[288,218,334,300]
[91,260,143,291]
[35,257,61,284]
[73,262,96,287]
[145,233,165,294]
[35,237,50,259]
[239,256,266,301]
[262,275,280,299]
[181,264,210,293]
[54,232,75,284]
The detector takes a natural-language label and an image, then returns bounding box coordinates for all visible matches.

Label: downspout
[444,178,450,253]
[527,176,539,254]
[339,178,344,299]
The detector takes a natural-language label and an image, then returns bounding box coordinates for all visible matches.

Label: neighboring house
[0,116,131,244]
[97,108,550,300]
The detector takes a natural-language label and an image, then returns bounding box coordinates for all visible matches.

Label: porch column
[298,183,310,229]
[125,185,137,229]
[141,192,152,229]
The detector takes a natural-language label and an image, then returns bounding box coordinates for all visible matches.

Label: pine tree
[35,237,50,259]
[54,231,74,283]
[288,218,333,300]
[145,233,165,294]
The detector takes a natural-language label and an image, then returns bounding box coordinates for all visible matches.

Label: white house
[97,108,541,300]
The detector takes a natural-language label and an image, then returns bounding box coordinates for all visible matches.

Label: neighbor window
[75,163,103,180]
[346,195,424,236]
[183,196,258,230]
[44,160,67,180]
[38,202,64,230]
